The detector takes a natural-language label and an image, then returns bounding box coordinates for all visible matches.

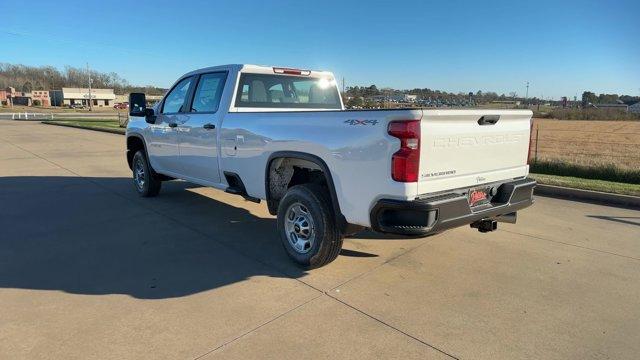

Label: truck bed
[219,108,532,226]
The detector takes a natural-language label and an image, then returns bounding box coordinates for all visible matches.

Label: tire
[132,150,161,197]
[277,184,343,268]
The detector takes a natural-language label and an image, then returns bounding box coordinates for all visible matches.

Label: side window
[162,77,193,114]
[191,73,227,113]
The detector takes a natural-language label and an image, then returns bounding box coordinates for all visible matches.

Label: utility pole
[342,77,345,94]
[87,63,93,111]
[525,81,529,106]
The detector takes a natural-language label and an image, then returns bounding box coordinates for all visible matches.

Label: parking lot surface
[1,120,639,359]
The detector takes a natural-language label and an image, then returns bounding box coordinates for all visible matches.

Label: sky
[2,0,639,100]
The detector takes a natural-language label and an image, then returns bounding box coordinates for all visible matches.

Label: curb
[41,121,125,135]
[534,184,640,209]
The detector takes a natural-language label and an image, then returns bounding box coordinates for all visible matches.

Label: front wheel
[132,150,161,197]
[277,184,343,268]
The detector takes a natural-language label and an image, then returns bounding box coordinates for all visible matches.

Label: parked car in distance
[68,103,86,109]
[126,64,536,268]
[114,102,129,110]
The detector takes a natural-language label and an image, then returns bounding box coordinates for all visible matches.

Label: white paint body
[127,64,532,227]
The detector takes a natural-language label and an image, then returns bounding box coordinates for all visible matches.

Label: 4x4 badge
[344,119,378,126]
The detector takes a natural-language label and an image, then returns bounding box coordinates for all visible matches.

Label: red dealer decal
[469,189,488,206]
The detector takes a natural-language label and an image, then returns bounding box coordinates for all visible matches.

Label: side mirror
[129,93,146,116]
[129,93,156,124]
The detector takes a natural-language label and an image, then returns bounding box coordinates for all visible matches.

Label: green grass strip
[530,173,640,196]
[530,160,640,184]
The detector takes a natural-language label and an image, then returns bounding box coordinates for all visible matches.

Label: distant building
[12,95,32,106]
[629,102,640,114]
[60,87,116,107]
[0,89,8,105]
[50,90,63,107]
[401,94,418,102]
[11,93,33,106]
[0,87,20,106]
[5,87,33,106]
[114,94,127,104]
[31,90,51,106]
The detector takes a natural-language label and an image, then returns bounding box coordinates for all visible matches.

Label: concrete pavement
[1,120,639,359]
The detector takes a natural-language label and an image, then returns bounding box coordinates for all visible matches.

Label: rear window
[235,73,341,109]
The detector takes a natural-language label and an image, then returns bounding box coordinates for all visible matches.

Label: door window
[162,77,193,114]
[190,72,227,113]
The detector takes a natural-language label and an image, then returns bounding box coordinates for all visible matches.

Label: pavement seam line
[191,293,325,359]
[0,137,82,177]
[323,294,459,360]
[501,229,640,261]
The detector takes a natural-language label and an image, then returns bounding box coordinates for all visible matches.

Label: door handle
[203,123,216,130]
[168,122,178,128]
[477,115,500,126]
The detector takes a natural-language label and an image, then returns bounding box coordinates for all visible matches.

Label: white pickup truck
[126,64,535,268]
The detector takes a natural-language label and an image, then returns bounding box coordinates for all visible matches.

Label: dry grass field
[530,118,640,170]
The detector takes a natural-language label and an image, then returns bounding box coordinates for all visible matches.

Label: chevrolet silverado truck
[126,64,535,268]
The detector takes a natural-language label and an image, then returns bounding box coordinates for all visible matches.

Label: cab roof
[184,64,334,79]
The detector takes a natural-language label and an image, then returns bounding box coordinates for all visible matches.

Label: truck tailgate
[417,109,532,195]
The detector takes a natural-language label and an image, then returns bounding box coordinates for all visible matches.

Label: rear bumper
[370,178,536,236]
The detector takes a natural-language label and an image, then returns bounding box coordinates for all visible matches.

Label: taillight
[388,120,421,182]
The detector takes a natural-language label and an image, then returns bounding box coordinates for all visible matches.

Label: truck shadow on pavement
[586,215,640,227]
[1,176,319,300]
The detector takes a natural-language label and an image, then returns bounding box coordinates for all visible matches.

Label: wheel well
[266,157,330,215]
[126,136,145,170]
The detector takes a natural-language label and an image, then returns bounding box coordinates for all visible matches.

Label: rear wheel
[277,184,343,268]
[132,150,161,197]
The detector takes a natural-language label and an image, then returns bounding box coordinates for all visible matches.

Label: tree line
[581,91,639,106]
[346,86,640,107]
[0,63,166,96]
[345,85,531,103]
